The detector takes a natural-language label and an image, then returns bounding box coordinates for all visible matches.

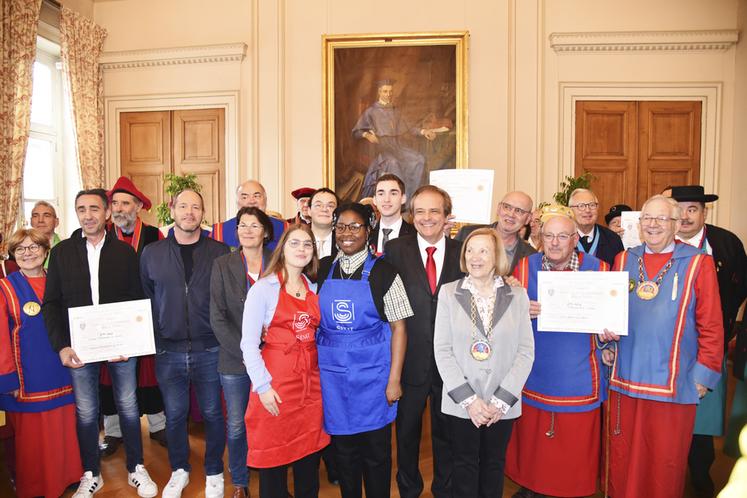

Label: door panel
[172,109,225,227]
[120,111,171,227]
[575,100,701,214]
[637,101,701,207]
[575,101,638,216]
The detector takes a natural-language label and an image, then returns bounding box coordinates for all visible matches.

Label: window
[22,36,80,236]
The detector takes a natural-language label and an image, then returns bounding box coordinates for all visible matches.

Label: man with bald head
[456,191,536,274]
[568,188,623,267]
[211,180,286,251]
[506,206,609,498]
[601,195,723,498]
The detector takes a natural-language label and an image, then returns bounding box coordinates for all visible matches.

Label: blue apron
[317,255,397,435]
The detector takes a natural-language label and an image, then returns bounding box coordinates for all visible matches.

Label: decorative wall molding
[100,43,247,69]
[549,30,738,53]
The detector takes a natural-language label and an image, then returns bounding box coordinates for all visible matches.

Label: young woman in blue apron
[316,203,412,498]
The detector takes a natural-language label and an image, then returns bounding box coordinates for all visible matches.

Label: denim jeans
[220,373,251,487]
[155,347,225,475]
[69,359,143,474]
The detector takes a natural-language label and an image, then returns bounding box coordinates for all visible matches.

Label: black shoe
[99,435,122,457]
[512,488,547,498]
[149,429,168,447]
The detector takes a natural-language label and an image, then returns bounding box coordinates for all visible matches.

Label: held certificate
[68,299,156,363]
[536,271,629,335]
[429,169,494,224]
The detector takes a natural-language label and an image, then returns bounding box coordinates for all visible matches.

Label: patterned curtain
[0,0,42,254]
[60,6,107,190]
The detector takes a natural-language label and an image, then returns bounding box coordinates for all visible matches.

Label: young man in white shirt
[309,188,339,259]
[370,174,416,255]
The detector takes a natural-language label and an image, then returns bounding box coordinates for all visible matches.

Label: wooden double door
[575,100,701,214]
[120,108,226,227]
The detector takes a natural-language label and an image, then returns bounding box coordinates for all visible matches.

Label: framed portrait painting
[322,31,469,203]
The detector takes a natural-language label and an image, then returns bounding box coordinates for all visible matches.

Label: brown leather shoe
[231,487,248,498]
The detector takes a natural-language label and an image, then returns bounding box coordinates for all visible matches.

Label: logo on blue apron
[332,300,355,324]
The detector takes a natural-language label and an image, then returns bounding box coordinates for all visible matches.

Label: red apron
[245,275,330,468]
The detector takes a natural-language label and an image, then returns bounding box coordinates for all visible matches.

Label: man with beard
[669,185,747,497]
[98,177,167,457]
[568,188,623,267]
[212,180,287,251]
[456,191,536,274]
[141,189,230,498]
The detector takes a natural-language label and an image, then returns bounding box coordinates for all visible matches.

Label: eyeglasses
[237,223,263,231]
[287,239,314,250]
[334,223,364,234]
[569,202,599,211]
[541,233,573,243]
[311,202,337,211]
[499,202,530,216]
[14,244,42,255]
[640,215,677,225]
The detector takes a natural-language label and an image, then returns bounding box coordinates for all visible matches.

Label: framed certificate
[536,271,629,335]
[68,299,156,363]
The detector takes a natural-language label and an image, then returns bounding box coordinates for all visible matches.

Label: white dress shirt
[417,233,446,284]
[315,231,334,258]
[85,234,106,305]
[377,217,404,253]
[676,226,712,255]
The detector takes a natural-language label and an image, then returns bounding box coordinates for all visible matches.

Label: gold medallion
[470,340,492,361]
[22,301,40,316]
[636,281,659,300]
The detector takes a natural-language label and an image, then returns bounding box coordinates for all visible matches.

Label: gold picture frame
[322,31,469,203]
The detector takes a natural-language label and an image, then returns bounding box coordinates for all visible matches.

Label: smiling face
[464,234,496,280]
[374,180,406,218]
[496,191,532,238]
[412,190,447,244]
[568,190,599,232]
[335,210,369,256]
[111,192,142,230]
[13,236,47,273]
[75,194,110,240]
[677,201,707,240]
[30,204,58,237]
[237,213,265,250]
[171,190,204,234]
[310,192,338,229]
[283,228,315,270]
[541,216,579,268]
[639,197,680,252]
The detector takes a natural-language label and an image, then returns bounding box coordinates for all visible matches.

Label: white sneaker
[205,472,225,498]
[72,471,103,498]
[128,464,158,497]
[162,469,189,498]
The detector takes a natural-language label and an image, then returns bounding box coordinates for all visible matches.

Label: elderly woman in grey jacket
[434,227,534,498]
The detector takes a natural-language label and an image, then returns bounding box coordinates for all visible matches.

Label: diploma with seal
[68,299,156,363]
[536,271,629,335]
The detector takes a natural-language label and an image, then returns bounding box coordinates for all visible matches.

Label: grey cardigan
[434,277,534,420]
[209,248,271,374]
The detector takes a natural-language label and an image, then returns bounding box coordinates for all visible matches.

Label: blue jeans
[220,373,251,487]
[155,348,225,475]
[69,359,143,474]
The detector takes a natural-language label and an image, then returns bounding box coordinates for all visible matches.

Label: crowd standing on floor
[0,172,746,498]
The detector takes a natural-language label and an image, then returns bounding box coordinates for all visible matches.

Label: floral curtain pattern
[0,0,42,253]
[60,6,107,190]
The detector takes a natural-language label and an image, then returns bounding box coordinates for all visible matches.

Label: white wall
[92,0,747,239]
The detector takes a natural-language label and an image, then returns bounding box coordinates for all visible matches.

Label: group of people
[0,170,744,498]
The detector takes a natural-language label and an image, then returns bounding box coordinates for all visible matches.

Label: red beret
[291,187,315,200]
[107,176,152,210]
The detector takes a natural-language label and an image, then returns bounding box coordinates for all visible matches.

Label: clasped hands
[465,397,502,428]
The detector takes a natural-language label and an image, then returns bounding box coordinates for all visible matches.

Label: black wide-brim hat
[669,185,719,203]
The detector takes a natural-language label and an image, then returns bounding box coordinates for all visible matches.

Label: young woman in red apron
[240,224,330,498]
